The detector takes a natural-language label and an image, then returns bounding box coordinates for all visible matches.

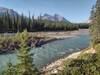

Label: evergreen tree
[90,0,100,47]
[16,30,39,75]
[28,12,32,31]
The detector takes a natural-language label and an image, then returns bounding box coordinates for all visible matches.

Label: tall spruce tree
[17,30,39,75]
[90,0,100,47]
[28,12,32,31]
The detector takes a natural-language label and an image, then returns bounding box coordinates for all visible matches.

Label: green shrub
[58,44,100,75]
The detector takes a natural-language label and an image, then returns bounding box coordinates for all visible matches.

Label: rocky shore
[0,37,57,54]
[0,29,89,54]
[30,29,89,39]
[41,48,95,75]
[41,50,83,75]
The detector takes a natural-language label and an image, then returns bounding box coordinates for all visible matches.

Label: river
[0,30,90,72]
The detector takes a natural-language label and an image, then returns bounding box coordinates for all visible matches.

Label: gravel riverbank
[41,48,95,75]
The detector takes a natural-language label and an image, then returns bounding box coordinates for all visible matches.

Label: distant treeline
[74,23,89,29]
[0,12,89,33]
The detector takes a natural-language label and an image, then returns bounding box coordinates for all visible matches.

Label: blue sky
[0,0,96,23]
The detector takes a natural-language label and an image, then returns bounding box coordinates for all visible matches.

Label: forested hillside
[0,7,89,33]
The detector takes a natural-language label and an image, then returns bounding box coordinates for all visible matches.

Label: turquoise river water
[0,32,90,72]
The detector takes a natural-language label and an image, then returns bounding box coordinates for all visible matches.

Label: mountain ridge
[41,13,69,22]
[0,7,70,23]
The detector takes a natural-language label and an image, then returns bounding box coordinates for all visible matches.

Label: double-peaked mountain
[41,13,71,23]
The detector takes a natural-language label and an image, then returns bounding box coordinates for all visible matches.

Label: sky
[0,0,96,23]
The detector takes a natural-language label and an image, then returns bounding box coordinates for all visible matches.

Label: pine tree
[28,12,32,31]
[90,5,95,47]
[90,5,95,20]
[16,14,21,32]
[16,30,39,75]
[90,0,100,47]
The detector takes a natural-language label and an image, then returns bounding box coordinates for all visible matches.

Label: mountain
[41,13,69,22]
[0,7,70,23]
[0,7,18,16]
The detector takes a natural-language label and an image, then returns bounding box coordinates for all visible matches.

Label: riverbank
[41,48,95,75]
[30,29,89,39]
[0,29,89,54]
[0,37,57,54]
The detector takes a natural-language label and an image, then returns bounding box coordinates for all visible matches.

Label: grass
[58,44,100,75]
